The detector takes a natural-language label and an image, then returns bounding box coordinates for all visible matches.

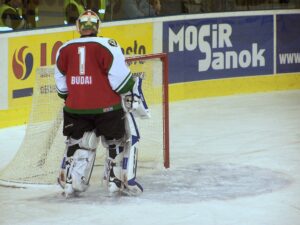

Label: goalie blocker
[121,76,151,119]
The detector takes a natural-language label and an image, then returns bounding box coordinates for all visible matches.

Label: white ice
[1,90,300,225]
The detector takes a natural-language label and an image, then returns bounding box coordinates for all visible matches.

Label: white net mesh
[0,54,168,186]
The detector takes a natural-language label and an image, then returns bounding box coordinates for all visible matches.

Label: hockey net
[0,53,169,187]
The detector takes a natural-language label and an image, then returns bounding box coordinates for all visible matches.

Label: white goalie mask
[76,9,101,35]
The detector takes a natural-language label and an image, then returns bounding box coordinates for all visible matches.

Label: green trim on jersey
[115,74,135,94]
[57,92,68,100]
[64,103,122,114]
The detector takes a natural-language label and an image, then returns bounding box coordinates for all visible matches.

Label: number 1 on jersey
[78,47,86,75]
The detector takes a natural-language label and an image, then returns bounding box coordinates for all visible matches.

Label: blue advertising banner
[163,16,274,83]
[277,14,300,74]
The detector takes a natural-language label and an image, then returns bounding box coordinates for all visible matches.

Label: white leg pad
[122,143,143,195]
[70,149,96,192]
[58,136,97,197]
[103,156,124,194]
[100,113,143,195]
[102,147,125,194]
[79,131,100,150]
[121,113,143,195]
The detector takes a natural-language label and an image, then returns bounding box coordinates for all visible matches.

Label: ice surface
[1,90,300,225]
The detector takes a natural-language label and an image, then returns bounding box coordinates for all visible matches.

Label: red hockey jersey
[55,36,133,114]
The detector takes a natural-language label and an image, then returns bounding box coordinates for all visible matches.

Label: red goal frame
[126,53,170,168]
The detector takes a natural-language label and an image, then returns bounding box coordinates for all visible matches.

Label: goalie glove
[122,91,140,112]
[121,77,150,119]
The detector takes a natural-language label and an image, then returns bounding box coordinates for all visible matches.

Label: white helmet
[76,9,101,35]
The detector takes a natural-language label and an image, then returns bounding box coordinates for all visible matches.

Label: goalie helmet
[76,9,100,36]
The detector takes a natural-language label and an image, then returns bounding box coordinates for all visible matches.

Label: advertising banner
[163,16,274,83]
[277,14,300,73]
[8,31,74,108]
[102,23,153,56]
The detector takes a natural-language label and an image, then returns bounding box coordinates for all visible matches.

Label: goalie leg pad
[122,143,143,195]
[66,131,99,152]
[101,137,125,194]
[79,131,100,150]
[60,149,96,197]
[121,113,143,195]
[71,149,96,192]
[57,147,68,189]
[104,157,123,194]
[101,114,143,196]
[58,131,98,197]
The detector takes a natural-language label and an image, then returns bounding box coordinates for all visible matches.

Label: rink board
[169,73,300,101]
[0,11,300,127]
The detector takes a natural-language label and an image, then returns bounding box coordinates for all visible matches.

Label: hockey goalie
[54,9,150,197]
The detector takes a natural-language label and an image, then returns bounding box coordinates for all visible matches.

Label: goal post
[0,53,169,187]
[126,53,170,169]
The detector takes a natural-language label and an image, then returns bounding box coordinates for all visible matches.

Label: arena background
[0,10,299,128]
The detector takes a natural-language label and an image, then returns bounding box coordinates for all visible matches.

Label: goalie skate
[121,180,143,196]
[58,179,80,198]
[104,164,143,197]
